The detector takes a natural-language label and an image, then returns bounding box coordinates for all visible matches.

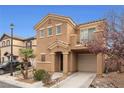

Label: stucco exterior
[0,34,36,64]
[35,14,105,75]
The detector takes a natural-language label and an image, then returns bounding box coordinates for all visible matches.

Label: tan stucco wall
[36,19,69,61]
[0,36,36,63]
[13,39,24,46]
[35,15,105,75]
[36,63,52,71]
[97,53,104,75]
[0,46,11,62]
[24,39,37,55]
[77,22,104,43]
[0,38,24,62]
[69,51,77,72]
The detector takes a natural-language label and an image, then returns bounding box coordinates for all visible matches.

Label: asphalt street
[0,81,20,88]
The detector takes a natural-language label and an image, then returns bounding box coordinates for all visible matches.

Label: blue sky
[0,5,124,38]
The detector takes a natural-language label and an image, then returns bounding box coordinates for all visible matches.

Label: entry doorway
[55,52,63,72]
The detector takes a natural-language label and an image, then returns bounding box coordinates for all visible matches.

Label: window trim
[40,53,46,54]
[6,40,10,46]
[39,27,45,30]
[40,29,45,38]
[56,25,62,35]
[55,23,62,26]
[80,29,88,42]
[2,41,5,47]
[80,27,96,42]
[47,27,53,37]
[26,41,32,48]
[47,26,53,28]
[41,54,46,62]
[88,28,96,41]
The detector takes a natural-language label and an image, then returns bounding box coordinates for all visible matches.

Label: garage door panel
[78,54,97,72]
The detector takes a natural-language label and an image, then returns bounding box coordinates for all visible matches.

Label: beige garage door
[78,54,97,72]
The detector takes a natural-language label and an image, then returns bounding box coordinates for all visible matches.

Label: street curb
[0,75,44,88]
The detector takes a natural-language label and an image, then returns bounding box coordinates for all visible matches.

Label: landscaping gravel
[90,72,124,88]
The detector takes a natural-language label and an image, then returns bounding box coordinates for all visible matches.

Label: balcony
[70,34,88,50]
[70,31,104,51]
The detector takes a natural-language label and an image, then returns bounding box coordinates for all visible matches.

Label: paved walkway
[0,81,20,88]
[52,72,96,88]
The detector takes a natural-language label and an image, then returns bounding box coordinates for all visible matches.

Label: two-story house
[34,14,105,75]
[0,33,36,64]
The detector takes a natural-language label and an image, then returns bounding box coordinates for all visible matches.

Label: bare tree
[87,11,124,73]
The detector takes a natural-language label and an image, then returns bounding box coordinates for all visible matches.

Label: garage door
[78,54,97,72]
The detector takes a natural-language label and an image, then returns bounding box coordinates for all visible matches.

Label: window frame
[80,27,96,43]
[40,29,45,38]
[47,27,53,37]
[2,41,5,47]
[41,54,46,62]
[80,29,88,43]
[26,41,32,49]
[6,40,10,46]
[88,28,96,41]
[56,25,62,35]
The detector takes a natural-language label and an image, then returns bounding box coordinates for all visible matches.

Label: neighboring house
[34,14,105,75]
[0,33,36,64]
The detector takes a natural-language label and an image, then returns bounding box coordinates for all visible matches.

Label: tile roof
[0,33,35,41]
[78,19,106,26]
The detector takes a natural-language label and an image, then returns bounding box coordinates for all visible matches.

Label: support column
[97,53,103,76]
[70,52,73,72]
[50,53,55,72]
[63,52,69,73]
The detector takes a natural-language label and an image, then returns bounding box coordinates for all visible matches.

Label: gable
[48,40,69,50]
[0,34,24,41]
[34,14,76,31]
[2,35,10,40]
[0,34,10,41]
[38,17,67,29]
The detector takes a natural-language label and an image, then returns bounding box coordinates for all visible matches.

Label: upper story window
[47,27,53,36]
[40,29,45,38]
[88,28,96,41]
[26,41,32,48]
[2,41,5,47]
[56,25,62,35]
[80,28,96,43]
[6,40,10,46]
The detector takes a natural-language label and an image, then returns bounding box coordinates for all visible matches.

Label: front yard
[90,72,124,88]
[0,69,69,88]
[1,67,124,88]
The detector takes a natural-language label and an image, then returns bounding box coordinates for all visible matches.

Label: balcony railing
[70,34,89,50]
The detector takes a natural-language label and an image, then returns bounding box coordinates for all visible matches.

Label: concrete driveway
[52,72,96,88]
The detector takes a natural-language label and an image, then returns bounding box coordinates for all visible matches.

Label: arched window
[6,40,10,46]
[2,41,5,47]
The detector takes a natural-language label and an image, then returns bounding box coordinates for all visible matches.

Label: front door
[55,52,63,72]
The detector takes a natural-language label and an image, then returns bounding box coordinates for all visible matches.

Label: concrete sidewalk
[0,72,63,88]
[0,74,44,88]
[0,72,95,88]
[52,72,96,88]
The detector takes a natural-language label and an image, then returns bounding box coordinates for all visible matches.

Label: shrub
[42,72,51,85]
[33,69,46,81]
